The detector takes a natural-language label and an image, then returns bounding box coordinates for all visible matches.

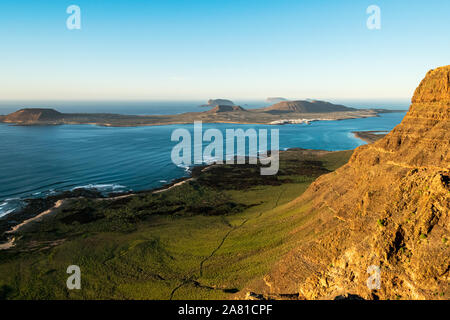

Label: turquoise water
[0,112,406,216]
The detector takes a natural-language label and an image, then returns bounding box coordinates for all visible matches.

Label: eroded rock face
[256,66,450,300]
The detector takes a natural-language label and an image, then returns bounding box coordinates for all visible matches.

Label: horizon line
[0,97,412,102]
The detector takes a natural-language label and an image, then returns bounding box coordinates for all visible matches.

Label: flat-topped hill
[263,100,355,114]
[3,108,63,123]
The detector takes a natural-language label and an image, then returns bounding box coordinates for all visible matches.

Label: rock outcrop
[256,66,450,300]
[263,100,355,114]
[206,105,247,113]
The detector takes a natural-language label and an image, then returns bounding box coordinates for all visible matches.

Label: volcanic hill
[263,100,355,114]
[204,99,235,107]
[251,66,450,300]
[2,108,63,124]
[207,105,247,113]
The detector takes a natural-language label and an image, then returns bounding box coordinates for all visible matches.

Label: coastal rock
[255,66,450,300]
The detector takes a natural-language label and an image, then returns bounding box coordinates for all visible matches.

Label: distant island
[0,100,404,127]
[201,99,236,107]
[263,100,354,113]
[266,97,288,103]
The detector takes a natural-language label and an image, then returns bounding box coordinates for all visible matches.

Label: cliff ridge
[253,66,449,300]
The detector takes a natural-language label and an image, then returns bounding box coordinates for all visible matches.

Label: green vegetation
[0,149,352,300]
[377,219,387,227]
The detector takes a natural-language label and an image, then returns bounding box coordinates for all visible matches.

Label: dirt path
[169,186,287,300]
[152,178,192,194]
[0,237,15,250]
[6,200,66,235]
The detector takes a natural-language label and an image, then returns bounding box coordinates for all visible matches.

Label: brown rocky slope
[251,66,449,300]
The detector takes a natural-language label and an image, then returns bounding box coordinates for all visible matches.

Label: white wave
[4,198,20,202]
[0,197,35,218]
[2,209,15,215]
[71,183,126,191]
[176,164,192,173]
[224,154,235,162]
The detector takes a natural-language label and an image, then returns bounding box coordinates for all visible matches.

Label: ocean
[0,101,408,217]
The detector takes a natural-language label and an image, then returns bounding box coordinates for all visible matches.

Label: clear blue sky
[0,0,449,101]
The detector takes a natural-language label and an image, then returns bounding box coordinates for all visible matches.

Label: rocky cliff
[256,66,449,300]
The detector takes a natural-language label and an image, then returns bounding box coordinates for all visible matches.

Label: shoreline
[0,112,407,128]
[0,129,389,249]
[0,108,406,128]
[5,200,66,235]
[0,167,205,248]
[0,117,361,128]
[0,148,308,246]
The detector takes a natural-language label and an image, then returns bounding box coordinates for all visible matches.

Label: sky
[0,0,449,101]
